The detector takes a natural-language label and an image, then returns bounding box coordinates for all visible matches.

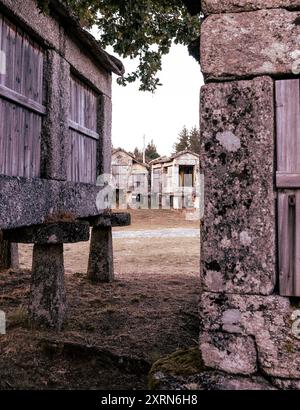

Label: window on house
[0,13,45,178]
[67,74,99,184]
[179,165,194,187]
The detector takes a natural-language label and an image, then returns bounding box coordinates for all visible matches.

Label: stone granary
[0,0,130,330]
[150,150,200,210]
[112,148,149,209]
[183,0,300,389]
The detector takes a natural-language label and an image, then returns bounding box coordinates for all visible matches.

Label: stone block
[202,0,300,14]
[201,9,300,80]
[200,76,276,295]
[3,222,90,244]
[200,292,300,378]
[200,332,257,375]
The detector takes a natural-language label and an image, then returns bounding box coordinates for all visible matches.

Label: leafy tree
[173,125,190,153]
[133,147,144,162]
[173,125,200,154]
[145,139,160,162]
[189,126,200,154]
[37,0,200,92]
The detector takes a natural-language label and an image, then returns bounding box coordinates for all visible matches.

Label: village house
[0,0,130,329]
[111,148,149,209]
[150,150,200,210]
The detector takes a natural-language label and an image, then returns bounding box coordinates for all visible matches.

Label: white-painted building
[150,150,200,209]
[111,148,149,208]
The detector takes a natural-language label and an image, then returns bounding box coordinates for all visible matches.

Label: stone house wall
[111,149,149,208]
[151,151,200,210]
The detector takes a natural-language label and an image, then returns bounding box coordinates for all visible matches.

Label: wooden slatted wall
[0,13,44,178]
[276,79,300,296]
[67,75,98,184]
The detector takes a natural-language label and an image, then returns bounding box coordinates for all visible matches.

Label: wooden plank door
[276,79,300,296]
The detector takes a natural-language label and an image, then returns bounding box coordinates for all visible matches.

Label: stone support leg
[87,227,114,283]
[28,244,66,330]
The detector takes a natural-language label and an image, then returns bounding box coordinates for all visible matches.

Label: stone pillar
[29,244,66,330]
[199,1,300,388]
[41,49,70,181]
[87,227,114,283]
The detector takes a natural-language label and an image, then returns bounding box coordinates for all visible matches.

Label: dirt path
[0,210,200,390]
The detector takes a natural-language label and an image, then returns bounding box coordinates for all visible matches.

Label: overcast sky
[91,27,203,157]
[111,45,203,156]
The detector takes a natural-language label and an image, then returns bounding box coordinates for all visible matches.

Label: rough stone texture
[200,76,276,295]
[0,175,108,229]
[28,243,66,330]
[201,333,257,375]
[41,50,70,181]
[98,94,113,177]
[199,292,300,379]
[151,371,276,390]
[201,9,300,80]
[87,227,114,283]
[202,0,300,14]
[88,212,131,228]
[3,222,90,244]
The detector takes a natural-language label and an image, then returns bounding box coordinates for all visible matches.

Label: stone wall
[200,0,300,388]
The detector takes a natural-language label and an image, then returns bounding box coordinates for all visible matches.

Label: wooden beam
[0,84,46,115]
[276,173,300,189]
[69,119,99,140]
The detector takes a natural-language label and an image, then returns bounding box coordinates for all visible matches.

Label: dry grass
[0,209,200,390]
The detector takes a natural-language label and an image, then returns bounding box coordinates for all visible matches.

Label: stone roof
[112,148,149,168]
[50,0,124,76]
[150,149,199,165]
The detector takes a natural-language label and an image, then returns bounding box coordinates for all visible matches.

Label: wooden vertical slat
[276,79,300,296]
[0,13,44,179]
[68,75,98,184]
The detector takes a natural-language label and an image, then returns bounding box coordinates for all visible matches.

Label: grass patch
[148,347,204,389]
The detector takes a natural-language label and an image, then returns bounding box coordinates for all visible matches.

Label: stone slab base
[3,221,90,244]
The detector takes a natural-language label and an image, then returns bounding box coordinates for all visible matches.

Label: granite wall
[199,0,300,388]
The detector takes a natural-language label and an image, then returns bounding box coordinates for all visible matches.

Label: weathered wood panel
[69,75,98,132]
[67,129,97,184]
[276,79,300,296]
[67,75,99,184]
[0,99,42,178]
[0,13,44,178]
[0,15,44,103]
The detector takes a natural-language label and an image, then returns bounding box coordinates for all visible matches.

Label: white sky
[91,28,203,157]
